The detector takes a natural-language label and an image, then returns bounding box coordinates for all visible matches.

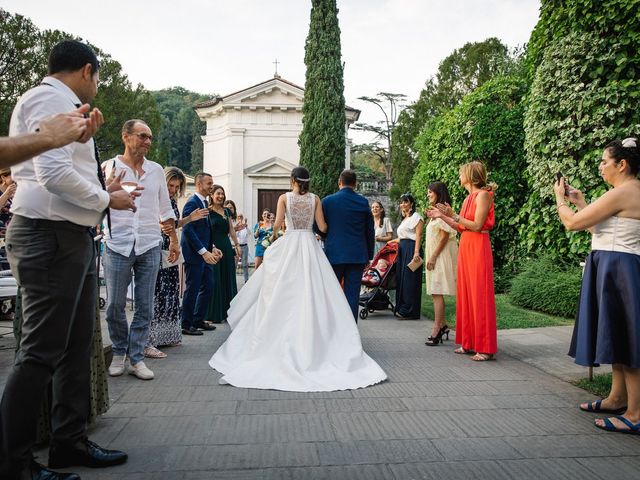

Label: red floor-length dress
[455,190,497,354]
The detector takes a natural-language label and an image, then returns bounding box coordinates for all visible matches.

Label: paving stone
[508,434,640,458]
[246,389,353,400]
[191,385,250,401]
[104,400,238,417]
[487,393,571,409]
[3,307,640,478]
[117,385,197,403]
[329,411,465,440]
[237,399,322,415]
[389,459,512,480]
[498,458,603,480]
[576,456,640,480]
[151,370,222,386]
[316,439,442,465]
[85,416,131,447]
[517,407,598,435]
[319,397,408,413]
[431,437,523,461]
[381,366,465,382]
[289,464,395,480]
[208,413,336,443]
[110,415,216,447]
[447,409,546,437]
[401,395,496,411]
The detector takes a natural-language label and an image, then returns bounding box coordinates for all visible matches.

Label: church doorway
[257,189,288,222]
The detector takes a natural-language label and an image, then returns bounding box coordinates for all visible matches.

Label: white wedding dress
[209,191,387,391]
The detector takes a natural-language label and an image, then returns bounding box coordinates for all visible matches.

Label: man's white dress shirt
[9,76,110,227]
[103,156,175,257]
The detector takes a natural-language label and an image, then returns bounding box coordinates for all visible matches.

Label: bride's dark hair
[291,166,311,194]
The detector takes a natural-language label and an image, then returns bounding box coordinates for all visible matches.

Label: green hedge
[509,256,582,318]
[411,75,528,276]
[522,0,640,262]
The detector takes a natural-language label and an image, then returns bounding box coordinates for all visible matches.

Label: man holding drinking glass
[103,119,179,381]
[0,40,133,480]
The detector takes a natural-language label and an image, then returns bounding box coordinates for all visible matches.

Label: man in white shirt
[103,119,179,381]
[0,40,132,480]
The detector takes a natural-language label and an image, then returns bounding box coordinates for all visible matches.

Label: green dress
[206,207,238,323]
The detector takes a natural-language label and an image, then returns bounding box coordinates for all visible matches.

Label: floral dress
[254,222,273,257]
[149,198,182,347]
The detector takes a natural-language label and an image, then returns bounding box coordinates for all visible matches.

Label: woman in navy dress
[391,193,424,319]
[555,137,640,435]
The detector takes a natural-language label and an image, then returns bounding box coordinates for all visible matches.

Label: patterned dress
[149,198,182,347]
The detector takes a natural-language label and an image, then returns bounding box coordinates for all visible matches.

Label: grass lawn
[573,373,612,398]
[420,293,574,330]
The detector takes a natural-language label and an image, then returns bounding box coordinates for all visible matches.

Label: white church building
[194,75,360,225]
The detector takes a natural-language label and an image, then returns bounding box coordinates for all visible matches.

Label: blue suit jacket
[322,188,375,265]
[181,194,211,264]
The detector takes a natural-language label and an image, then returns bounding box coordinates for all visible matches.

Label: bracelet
[453,213,460,222]
[557,203,567,210]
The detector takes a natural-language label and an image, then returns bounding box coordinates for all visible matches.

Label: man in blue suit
[322,169,375,321]
[181,172,222,335]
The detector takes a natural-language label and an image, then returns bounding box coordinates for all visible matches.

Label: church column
[228,127,246,212]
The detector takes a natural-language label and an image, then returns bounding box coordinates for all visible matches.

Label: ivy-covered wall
[412,76,528,274]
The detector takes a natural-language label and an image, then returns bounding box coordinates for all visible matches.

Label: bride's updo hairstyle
[291,166,311,194]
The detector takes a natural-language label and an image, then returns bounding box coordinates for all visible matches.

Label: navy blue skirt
[394,239,423,319]
[569,250,640,368]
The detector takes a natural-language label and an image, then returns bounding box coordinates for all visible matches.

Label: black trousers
[0,215,96,472]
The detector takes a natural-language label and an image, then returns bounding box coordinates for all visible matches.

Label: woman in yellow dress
[424,181,458,346]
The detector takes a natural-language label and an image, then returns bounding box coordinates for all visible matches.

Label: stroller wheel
[359,309,368,320]
[99,297,106,309]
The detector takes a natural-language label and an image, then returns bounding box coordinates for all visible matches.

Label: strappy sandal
[595,415,640,435]
[144,346,167,359]
[470,353,495,362]
[580,399,627,415]
[454,347,472,355]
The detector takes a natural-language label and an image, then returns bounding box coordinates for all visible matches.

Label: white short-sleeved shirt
[396,212,423,240]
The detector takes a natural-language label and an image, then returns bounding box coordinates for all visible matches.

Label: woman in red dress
[427,161,497,361]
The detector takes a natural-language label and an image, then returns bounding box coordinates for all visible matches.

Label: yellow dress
[424,218,458,295]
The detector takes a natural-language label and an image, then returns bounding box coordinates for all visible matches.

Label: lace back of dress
[286,192,315,230]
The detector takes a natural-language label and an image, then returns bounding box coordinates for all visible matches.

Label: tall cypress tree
[299,0,346,199]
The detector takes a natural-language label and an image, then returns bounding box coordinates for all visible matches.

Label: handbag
[161,249,184,269]
[407,256,424,272]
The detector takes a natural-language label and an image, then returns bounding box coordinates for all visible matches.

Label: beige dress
[424,218,458,295]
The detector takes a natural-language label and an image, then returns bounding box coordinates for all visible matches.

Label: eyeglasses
[130,132,153,142]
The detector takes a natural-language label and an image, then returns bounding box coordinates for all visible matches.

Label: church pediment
[245,157,297,177]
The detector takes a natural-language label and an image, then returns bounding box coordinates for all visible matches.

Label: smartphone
[555,171,571,196]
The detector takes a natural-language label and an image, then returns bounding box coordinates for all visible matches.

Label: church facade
[194,75,359,225]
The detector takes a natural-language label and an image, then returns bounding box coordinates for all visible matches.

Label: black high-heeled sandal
[425,326,448,346]
[427,325,450,342]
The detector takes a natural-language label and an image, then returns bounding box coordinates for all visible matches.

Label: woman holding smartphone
[554,137,640,435]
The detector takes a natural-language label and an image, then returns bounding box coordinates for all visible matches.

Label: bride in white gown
[209,167,387,392]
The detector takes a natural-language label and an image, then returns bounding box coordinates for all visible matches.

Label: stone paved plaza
[2,310,636,479]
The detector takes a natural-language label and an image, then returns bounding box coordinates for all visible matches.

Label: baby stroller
[358,242,398,320]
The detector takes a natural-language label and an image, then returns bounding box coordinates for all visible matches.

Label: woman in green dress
[206,185,240,323]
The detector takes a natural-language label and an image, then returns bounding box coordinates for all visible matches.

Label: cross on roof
[273,58,280,77]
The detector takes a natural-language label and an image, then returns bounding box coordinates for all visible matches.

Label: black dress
[149,198,182,346]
